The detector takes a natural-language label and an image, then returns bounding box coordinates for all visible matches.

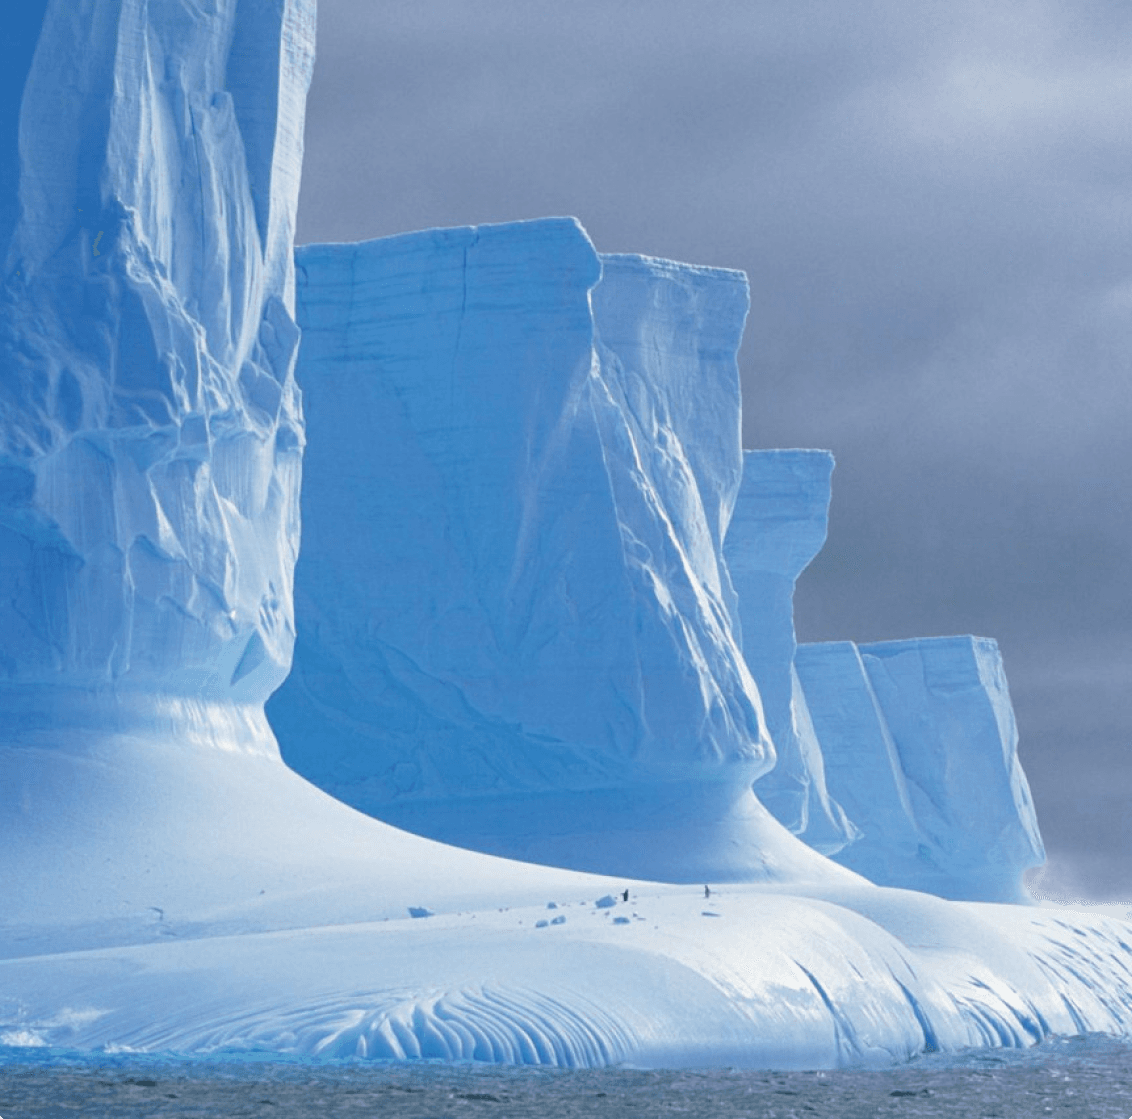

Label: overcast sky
[296,0,1132,901]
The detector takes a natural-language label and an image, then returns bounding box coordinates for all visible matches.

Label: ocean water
[1,1035,1130,1118]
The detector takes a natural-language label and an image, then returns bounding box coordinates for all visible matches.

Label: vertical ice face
[0,0,315,737]
[795,636,1045,901]
[724,450,859,854]
[270,220,856,884]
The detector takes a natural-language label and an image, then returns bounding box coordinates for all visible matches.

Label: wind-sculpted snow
[4,846,1132,1068]
[795,637,1045,901]
[270,219,847,884]
[724,450,858,855]
[0,0,314,723]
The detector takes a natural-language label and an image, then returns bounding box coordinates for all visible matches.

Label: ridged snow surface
[724,449,858,855]
[269,219,846,885]
[795,637,1046,901]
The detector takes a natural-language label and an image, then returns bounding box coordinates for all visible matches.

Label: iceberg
[0,0,314,714]
[795,637,1046,902]
[269,222,847,885]
[723,449,858,854]
[3,0,1131,1072]
[723,452,1043,902]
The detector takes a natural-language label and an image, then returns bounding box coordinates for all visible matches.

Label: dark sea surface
[1,1035,1130,1118]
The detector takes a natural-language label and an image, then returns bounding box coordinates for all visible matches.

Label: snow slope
[3,757,1131,1069]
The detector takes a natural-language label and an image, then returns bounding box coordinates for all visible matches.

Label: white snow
[2,747,1130,1067]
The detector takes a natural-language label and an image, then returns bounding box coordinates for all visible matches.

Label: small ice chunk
[551,915,566,925]
[407,907,433,919]
[595,895,617,909]
[535,920,549,929]
[613,916,631,925]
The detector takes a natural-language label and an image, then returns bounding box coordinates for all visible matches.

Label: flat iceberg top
[600,250,749,284]
[298,214,595,254]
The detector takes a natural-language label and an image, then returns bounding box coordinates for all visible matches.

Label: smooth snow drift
[2,0,1128,1072]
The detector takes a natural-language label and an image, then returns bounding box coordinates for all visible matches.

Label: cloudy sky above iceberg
[296,0,1132,900]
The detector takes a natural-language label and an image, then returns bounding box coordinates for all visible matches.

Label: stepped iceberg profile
[723,449,858,855]
[5,0,1128,1074]
[270,222,846,885]
[722,454,1043,901]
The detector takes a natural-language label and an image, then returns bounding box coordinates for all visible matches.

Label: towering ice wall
[723,454,1043,901]
[0,0,315,742]
[270,220,850,885]
[723,450,858,854]
[795,636,1045,901]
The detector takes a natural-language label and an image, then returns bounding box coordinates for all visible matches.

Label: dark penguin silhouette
[704,885,711,898]
[621,889,629,902]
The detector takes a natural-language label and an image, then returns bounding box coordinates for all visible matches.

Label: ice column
[0,0,316,749]
[271,222,850,884]
[796,636,1045,901]
[724,450,859,854]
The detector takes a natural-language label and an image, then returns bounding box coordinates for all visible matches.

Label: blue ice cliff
[0,0,313,716]
[793,636,1045,902]
[723,449,859,856]
[269,224,846,885]
[723,453,1044,900]
[4,0,1132,1071]
[271,223,1043,903]
[0,0,633,955]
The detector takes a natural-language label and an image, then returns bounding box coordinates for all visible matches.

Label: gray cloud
[298,0,1132,897]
